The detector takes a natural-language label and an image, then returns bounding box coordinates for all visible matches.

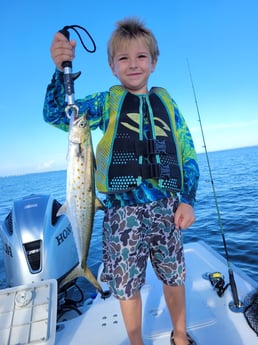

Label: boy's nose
[128,58,138,68]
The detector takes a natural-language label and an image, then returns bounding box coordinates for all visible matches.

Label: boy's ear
[109,62,116,76]
[151,59,157,72]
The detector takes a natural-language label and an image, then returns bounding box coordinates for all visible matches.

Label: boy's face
[110,38,157,94]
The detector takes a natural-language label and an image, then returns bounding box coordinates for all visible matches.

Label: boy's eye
[118,56,127,61]
[138,54,147,59]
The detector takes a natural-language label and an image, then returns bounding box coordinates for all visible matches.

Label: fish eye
[79,121,86,128]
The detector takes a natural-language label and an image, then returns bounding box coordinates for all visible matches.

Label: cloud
[42,160,55,169]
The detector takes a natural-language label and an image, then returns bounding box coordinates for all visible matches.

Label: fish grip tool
[59,25,96,120]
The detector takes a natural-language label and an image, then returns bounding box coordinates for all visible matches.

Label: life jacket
[96,85,183,193]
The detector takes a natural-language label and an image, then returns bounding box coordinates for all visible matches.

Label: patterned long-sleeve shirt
[43,69,199,207]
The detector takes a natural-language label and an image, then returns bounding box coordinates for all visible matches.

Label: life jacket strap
[113,138,175,156]
[113,161,178,180]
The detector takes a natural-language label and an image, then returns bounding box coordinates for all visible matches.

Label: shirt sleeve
[173,101,200,207]
[43,69,109,132]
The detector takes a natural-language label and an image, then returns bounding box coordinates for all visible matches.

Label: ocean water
[0,146,257,292]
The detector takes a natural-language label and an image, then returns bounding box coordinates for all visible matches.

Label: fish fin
[56,202,67,217]
[95,197,106,211]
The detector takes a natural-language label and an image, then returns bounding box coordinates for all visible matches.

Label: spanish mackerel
[58,114,105,295]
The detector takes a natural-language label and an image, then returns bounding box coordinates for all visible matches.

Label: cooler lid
[0,279,57,345]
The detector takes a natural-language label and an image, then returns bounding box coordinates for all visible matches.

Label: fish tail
[59,264,104,296]
[83,266,105,295]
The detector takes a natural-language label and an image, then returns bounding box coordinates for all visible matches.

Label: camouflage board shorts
[101,197,186,299]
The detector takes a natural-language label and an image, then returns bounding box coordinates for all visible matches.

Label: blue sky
[1,0,257,176]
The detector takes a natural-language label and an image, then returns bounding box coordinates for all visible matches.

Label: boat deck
[54,241,258,345]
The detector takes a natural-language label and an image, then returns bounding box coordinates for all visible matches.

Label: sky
[1,0,257,176]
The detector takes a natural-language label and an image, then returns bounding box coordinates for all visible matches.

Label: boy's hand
[174,203,195,230]
[50,32,76,71]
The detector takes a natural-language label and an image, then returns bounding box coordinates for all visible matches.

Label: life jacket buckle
[136,139,167,156]
[147,163,171,179]
[154,139,166,154]
[159,164,171,179]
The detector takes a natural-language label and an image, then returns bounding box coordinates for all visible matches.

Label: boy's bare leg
[119,291,144,345]
[163,284,190,345]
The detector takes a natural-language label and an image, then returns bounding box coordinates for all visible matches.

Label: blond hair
[107,17,160,64]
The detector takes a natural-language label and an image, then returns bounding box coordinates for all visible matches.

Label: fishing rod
[186,59,244,311]
[59,25,96,121]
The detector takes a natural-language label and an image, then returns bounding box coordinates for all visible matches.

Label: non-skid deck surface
[54,241,258,345]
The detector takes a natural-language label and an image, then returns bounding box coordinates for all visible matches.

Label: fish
[58,114,106,296]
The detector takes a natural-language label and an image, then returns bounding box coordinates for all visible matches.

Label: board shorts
[101,196,186,300]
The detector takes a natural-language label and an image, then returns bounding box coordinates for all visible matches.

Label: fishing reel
[208,272,229,297]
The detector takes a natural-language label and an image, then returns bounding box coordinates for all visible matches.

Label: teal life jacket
[96,85,183,193]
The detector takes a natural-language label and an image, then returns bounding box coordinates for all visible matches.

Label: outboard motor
[0,194,78,287]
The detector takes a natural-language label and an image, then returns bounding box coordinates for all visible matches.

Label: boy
[43,17,199,345]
